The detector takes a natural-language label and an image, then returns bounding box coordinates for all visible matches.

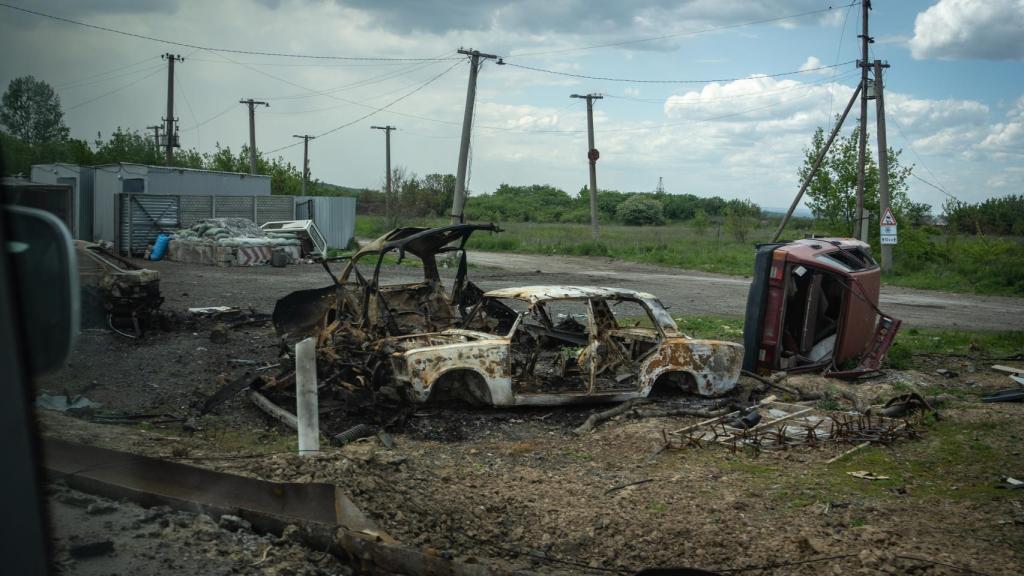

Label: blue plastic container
[150,233,170,261]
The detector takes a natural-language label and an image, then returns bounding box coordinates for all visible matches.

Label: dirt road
[147,252,1022,331]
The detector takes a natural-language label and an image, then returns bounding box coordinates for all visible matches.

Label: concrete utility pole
[146,125,161,149]
[162,53,184,166]
[571,93,604,240]
[371,125,396,224]
[874,59,892,272]
[450,48,498,224]
[854,0,872,239]
[292,134,315,195]
[240,99,269,175]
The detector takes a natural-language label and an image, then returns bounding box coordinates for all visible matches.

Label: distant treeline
[345,180,762,226]
[944,195,1024,236]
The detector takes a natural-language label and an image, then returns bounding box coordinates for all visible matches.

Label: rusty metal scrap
[663,401,917,455]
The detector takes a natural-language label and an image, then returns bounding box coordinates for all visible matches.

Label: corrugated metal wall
[116,194,297,256]
[118,194,180,256]
[294,196,356,249]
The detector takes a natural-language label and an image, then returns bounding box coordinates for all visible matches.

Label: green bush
[616,196,665,225]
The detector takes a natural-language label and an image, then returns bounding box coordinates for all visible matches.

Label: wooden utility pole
[292,134,315,195]
[371,125,396,224]
[162,53,184,166]
[240,99,269,175]
[854,0,872,239]
[146,125,161,149]
[773,84,863,242]
[571,93,604,240]
[874,59,892,272]
[450,48,498,224]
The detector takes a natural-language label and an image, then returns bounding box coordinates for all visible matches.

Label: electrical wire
[262,60,465,155]
[56,56,162,89]
[509,1,860,58]
[65,66,164,111]
[0,2,461,62]
[258,59,448,102]
[827,0,858,123]
[174,74,200,150]
[179,102,237,132]
[602,69,859,105]
[501,59,856,84]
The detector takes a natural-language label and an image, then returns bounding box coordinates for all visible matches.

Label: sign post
[880,207,898,246]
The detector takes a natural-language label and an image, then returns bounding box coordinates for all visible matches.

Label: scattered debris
[935,368,958,378]
[189,306,238,316]
[35,393,102,413]
[880,392,937,418]
[847,470,890,481]
[218,514,253,532]
[997,477,1024,490]
[982,388,1024,403]
[331,423,375,446]
[991,364,1023,376]
[663,400,916,455]
[742,237,901,379]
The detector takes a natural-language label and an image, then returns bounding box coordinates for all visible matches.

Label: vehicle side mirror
[5,205,79,375]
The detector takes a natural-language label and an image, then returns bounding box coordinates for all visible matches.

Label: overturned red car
[742,237,900,378]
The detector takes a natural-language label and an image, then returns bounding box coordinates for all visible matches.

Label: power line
[258,59,447,102]
[602,69,860,105]
[509,2,861,58]
[56,56,161,89]
[179,102,236,132]
[827,0,858,122]
[65,66,164,111]
[263,60,464,155]
[0,2,461,62]
[500,59,856,84]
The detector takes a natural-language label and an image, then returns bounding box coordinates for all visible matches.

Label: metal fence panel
[118,194,180,256]
[294,196,356,249]
[255,196,295,224]
[180,195,213,227]
[213,196,254,219]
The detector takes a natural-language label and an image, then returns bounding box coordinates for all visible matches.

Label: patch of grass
[646,500,667,513]
[886,326,1024,370]
[563,449,593,463]
[675,317,744,341]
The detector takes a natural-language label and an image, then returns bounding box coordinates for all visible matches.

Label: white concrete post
[295,337,319,455]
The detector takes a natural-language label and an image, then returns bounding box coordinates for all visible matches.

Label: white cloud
[909,0,1024,60]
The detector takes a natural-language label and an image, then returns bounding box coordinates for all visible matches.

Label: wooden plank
[991,365,1023,375]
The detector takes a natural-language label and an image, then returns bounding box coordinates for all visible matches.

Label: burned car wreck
[742,237,901,378]
[270,225,742,412]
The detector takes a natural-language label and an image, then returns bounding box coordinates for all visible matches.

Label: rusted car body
[382,286,744,406]
[273,224,501,347]
[272,225,742,408]
[742,237,900,377]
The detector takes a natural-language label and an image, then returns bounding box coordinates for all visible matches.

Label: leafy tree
[92,128,163,166]
[1,76,70,144]
[798,124,915,235]
[692,209,710,235]
[616,195,665,225]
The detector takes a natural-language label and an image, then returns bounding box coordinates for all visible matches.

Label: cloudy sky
[1,0,1022,211]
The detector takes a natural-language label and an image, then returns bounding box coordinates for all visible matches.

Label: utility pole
[146,125,161,149]
[371,125,396,225]
[292,135,315,195]
[570,93,604,240]
[854,0,872,239]
[240,99,269,175]
[450,48,498,224]
[874,59,892,272]
[162,53,184,166]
